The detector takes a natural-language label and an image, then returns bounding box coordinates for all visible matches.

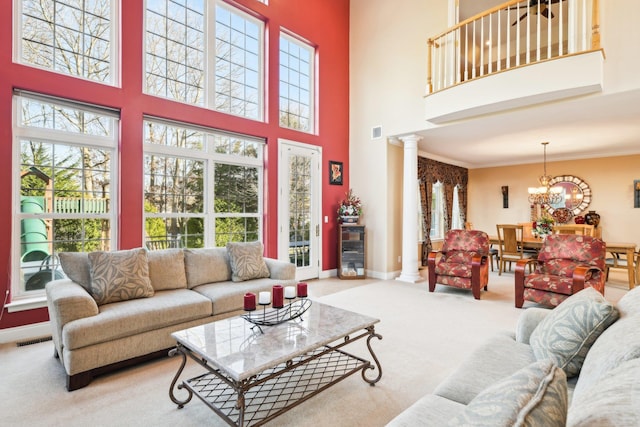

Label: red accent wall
[0,0,350,329]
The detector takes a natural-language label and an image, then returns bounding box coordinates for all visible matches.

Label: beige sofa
[46,244,296,391]
[387,286,640,426]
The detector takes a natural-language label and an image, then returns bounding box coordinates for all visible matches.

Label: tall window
[13,93,118,297]
[430,182,444,239]
[15,0,117,85]
[145,1,264,120]
[451,185,464,230]
[279,33,314,132]
[144,119,263,249]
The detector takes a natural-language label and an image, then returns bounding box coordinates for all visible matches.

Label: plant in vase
[337,189,362,223]
[532,214,554,239]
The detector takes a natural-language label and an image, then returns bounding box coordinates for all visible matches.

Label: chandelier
[527,142,563,205]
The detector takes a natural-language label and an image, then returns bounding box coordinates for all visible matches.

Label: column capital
[398,134,423,146]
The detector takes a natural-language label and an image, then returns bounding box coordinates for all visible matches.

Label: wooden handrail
[426,0,601,95]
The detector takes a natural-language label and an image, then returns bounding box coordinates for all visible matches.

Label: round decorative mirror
[544,175,592,217]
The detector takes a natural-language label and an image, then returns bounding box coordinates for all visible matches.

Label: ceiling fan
[509,0,563,26]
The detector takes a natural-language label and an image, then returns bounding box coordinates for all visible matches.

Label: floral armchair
[428,229,490,300]
[514,234,606,308]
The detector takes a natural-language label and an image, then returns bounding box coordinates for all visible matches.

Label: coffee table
[168,301,382,426]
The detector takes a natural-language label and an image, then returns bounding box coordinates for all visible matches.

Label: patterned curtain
[418,157,468,265]
[419,180,432,266]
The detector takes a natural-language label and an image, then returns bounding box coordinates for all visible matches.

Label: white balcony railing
[427,0,600,94]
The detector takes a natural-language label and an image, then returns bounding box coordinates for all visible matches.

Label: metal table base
[169,326,382,427]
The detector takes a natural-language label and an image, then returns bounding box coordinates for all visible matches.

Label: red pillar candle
[272,285,284,308]
[244,292,256,311]
[297,282,308,298]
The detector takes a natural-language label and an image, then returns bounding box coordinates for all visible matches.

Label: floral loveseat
[46,242,296,391]
[387,286,640,426]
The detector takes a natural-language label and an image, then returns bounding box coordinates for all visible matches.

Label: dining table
[488,236,637,289]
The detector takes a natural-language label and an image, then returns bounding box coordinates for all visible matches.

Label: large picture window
[13,93,118,297]
[15,0,117,85]
[144,119,263,249]
[145,1,263,120]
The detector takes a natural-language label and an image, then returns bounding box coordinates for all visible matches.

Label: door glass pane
[288,154,311,267]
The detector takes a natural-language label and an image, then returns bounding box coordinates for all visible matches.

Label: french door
[278,140,321,280]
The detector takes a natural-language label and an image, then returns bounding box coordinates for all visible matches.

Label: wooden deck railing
[50,197,110,214]
[427,0,600,94]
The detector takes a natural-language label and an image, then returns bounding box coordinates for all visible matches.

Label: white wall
[600,0,640,93]
[350,0,448,275]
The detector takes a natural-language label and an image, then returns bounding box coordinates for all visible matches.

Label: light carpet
[0,271,629,427]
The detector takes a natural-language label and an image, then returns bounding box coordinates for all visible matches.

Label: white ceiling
[412,1,640,169]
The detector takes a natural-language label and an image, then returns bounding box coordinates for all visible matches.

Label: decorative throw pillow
[226,241,270,282]
[59,252,91,291]
[183,248,232,288]
[88,248,154,305]
[448,360,568,427]
[147,248,187,291]
[529,287,619,378]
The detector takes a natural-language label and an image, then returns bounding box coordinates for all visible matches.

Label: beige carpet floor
[0,270,630,427]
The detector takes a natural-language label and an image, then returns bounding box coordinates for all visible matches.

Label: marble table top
[171,300,379,381]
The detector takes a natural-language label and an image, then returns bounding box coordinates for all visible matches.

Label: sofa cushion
[226,241,270,282]
[616,284,640,317]
[147,248,187,291]
[434,332,536,405]
[529,287,618,378]
[386,394,465,427]
[88,248,154,305]
[448,360,567,427]
[183,248,231,288]
[62,289,212,350]
[571,311,640,400]
[567,358,640,427]
[193,278,277,316]
[59,252,91,291]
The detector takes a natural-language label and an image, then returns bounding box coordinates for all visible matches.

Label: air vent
[371,126,382,140]
[16,336,52,347]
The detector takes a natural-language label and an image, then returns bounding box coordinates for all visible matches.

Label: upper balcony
[424,0,602,123]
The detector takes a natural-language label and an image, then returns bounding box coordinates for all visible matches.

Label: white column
[396,134,423,283]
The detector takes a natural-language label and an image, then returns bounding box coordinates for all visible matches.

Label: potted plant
[532,214,554,239]
[337,189,362,223]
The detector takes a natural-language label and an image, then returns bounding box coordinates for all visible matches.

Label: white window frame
[143,0,265,121]
[12,92,119,300]
[430,182,444,240]
[143,118,265,248]
[279,31,315,133]
[13,0,120,86]
[451,185,464,230]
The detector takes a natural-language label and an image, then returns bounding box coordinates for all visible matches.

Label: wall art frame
[329,160,343,185]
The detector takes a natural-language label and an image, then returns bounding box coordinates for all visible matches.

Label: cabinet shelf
[338,225,365,279]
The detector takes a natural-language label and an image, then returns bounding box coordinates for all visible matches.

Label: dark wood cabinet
[338,225,365,279]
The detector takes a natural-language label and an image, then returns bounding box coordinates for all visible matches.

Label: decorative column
[396,134,423,283]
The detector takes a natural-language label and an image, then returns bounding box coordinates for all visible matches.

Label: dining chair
[605,250,640,283]
[552,224,595,236]
[495,224,533,275]
[466,221,499,271]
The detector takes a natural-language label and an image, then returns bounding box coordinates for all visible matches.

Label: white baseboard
[0,321,52,344]
[320,269,338,279]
